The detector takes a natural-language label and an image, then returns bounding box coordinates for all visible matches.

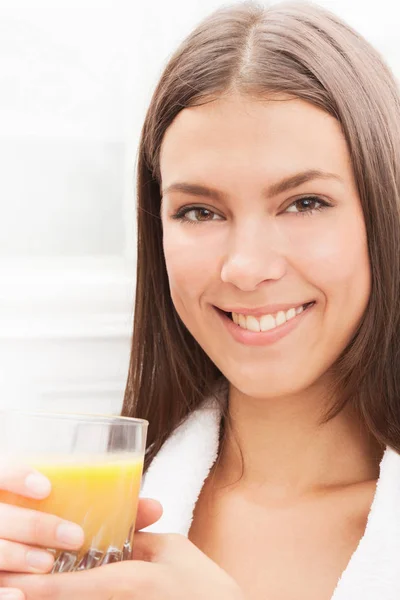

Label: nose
[220,219,287,291]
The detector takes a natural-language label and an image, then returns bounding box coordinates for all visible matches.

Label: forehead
[159,94,354,188]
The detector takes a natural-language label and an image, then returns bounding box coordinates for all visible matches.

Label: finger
[0,561,153,600]
[0,538,54,574]
[0,589,25,600]
[0,503,84,551]
[135,498,163,531]
[0,463,51,500]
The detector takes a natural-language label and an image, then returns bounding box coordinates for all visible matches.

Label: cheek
[289,211,371,314]
[162,227,218,312]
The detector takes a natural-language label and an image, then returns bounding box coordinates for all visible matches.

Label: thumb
[135,498,163,531]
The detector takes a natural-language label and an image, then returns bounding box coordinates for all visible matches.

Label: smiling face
[159,94,371,399]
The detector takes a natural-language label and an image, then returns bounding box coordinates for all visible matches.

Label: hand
[0,461,162,596]
[0,532,245,600]
[0,463,84,576]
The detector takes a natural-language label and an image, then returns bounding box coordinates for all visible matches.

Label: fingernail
[143,498,162,509]
[25,473,51,497]
[0,590,24,599]
[56,522,84,546]
[26,549,54,570]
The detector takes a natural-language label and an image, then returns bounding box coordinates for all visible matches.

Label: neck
[215,380,384,499]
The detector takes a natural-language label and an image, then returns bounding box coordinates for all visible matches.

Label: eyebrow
[161,169,343,201]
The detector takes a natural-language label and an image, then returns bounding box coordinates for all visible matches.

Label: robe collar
[141,385,400,600]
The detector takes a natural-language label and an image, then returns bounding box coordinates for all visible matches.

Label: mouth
[213,301,316,346]
[218,301,315,323]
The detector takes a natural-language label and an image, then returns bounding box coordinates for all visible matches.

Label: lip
[214,302,315,347]
[215,301,313,318]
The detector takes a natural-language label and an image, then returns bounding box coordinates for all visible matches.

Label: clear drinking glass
[0,410,148,572]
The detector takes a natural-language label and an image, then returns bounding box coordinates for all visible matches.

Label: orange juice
[0,454,144,556]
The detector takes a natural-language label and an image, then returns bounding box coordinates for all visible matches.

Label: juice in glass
[0,410,148,571]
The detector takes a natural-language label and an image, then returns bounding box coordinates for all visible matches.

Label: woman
[1,1,400,599]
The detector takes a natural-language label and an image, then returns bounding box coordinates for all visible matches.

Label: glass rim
[0,409,148,427]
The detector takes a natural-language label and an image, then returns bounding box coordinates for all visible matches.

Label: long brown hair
[122,1,400,472]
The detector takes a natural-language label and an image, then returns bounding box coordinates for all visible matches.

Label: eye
[285,196,329,215]
[172,206,223,224]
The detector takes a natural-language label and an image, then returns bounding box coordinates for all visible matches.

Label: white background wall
[0,0,399,413]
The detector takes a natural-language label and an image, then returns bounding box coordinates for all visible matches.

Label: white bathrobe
[141,387,400,600]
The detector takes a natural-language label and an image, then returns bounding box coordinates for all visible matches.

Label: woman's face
[159,94,371,399]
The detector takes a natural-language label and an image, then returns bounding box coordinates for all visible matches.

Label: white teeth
[260,314,276,331]
[230,303,312,333]
[246,315,260,332]
[238,314,247,328]
[275,311,286,326]
[286,308,296,321]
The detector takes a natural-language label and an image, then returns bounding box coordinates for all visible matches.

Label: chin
[220,366,318,400]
